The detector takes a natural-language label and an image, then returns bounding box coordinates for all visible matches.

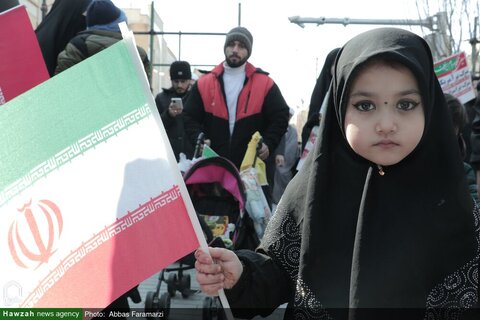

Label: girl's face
[344,62,424,166]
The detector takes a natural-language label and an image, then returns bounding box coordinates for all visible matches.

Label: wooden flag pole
[119,22,235,320]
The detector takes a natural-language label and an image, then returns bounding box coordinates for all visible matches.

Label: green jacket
[55,29,151,81]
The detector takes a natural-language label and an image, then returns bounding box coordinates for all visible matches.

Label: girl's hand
[194,247,243,296]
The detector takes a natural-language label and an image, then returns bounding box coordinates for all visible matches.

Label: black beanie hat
[224,27,253,58]
[170,61,192,80]
[86,0,121,27]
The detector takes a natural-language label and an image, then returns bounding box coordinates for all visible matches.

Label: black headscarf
[280,28,478,317]
[35,0,92,77]
[302,48,340,150]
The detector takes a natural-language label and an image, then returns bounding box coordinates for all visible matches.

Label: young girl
[195,28,480,319]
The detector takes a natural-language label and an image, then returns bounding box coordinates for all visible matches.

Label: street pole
[288,16,435,31]
[470,16,479,78]
[238,2,242,26]
[288,13,453,60]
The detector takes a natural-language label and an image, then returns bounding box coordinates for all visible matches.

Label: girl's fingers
[196,271,224,285]
[194,248,211,263]
[199,283,224,296]
[195,260,222,275]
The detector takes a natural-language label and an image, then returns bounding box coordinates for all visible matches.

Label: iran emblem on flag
[0,24,205,308]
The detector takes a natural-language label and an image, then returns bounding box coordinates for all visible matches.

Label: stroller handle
[193,132,205,159]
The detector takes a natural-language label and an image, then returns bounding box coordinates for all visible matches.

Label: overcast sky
[114,0,436,111]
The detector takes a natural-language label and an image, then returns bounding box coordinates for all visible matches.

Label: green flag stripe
[0,105,152,207]
[0,41,148,191]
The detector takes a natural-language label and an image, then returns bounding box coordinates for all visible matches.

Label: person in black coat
[35,0,92,77]
[183,27,289,171]
[0,0,19,13]
[155,61,194,160]
[301,47,340,151]
[469,82,480,199]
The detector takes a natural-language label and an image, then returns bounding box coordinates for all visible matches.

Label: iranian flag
[0,5,49,105]
[0,26,205,308]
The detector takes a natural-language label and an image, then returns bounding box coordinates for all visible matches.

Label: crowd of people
[7,0,480,317]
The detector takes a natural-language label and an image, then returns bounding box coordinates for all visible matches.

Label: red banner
[0,5,48,105]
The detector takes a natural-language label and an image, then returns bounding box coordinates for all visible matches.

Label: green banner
[433,56,457,76]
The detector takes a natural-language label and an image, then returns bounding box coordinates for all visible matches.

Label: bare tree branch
[416,0,480,76]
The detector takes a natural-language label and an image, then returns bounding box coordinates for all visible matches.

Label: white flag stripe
[0,105,151,207]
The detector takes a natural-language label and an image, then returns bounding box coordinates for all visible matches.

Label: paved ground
[127,261,286,320]
[128,262,206,319]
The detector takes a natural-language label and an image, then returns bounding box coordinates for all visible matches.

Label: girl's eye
[353,101,375,112]
[397,100,420,111]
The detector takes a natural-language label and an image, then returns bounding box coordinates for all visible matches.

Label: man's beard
[225,54,247,68]
[175,90,187,97]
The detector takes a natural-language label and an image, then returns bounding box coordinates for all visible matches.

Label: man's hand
[168,102,183,117]
[258,143,269,160]
[197,139,211,155]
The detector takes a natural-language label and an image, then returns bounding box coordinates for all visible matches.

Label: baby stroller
[144,153,259,319]
[185,155,260,320]
[184,156,260,251]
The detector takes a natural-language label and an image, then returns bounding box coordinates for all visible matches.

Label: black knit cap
[86,0,121,27]
[170,61,192,80]
[224,26,253,58]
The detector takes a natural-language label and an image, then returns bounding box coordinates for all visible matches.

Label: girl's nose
[375,112,397,134]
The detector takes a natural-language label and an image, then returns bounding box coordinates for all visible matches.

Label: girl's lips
[374,140,399,148]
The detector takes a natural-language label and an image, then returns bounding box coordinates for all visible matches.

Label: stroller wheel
[145,291,156,311]
[158,292,171,319]
[180,274,191,298]
[167,273,177,297]
[144,291,158,319]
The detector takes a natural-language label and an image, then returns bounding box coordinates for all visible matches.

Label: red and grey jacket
[184,62,289,169]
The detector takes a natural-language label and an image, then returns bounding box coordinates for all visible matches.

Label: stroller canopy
[183,157,245,210]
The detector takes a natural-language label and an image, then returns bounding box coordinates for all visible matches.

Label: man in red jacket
[184,26,289,179]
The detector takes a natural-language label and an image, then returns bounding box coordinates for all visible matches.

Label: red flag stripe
[21,186,199,308]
